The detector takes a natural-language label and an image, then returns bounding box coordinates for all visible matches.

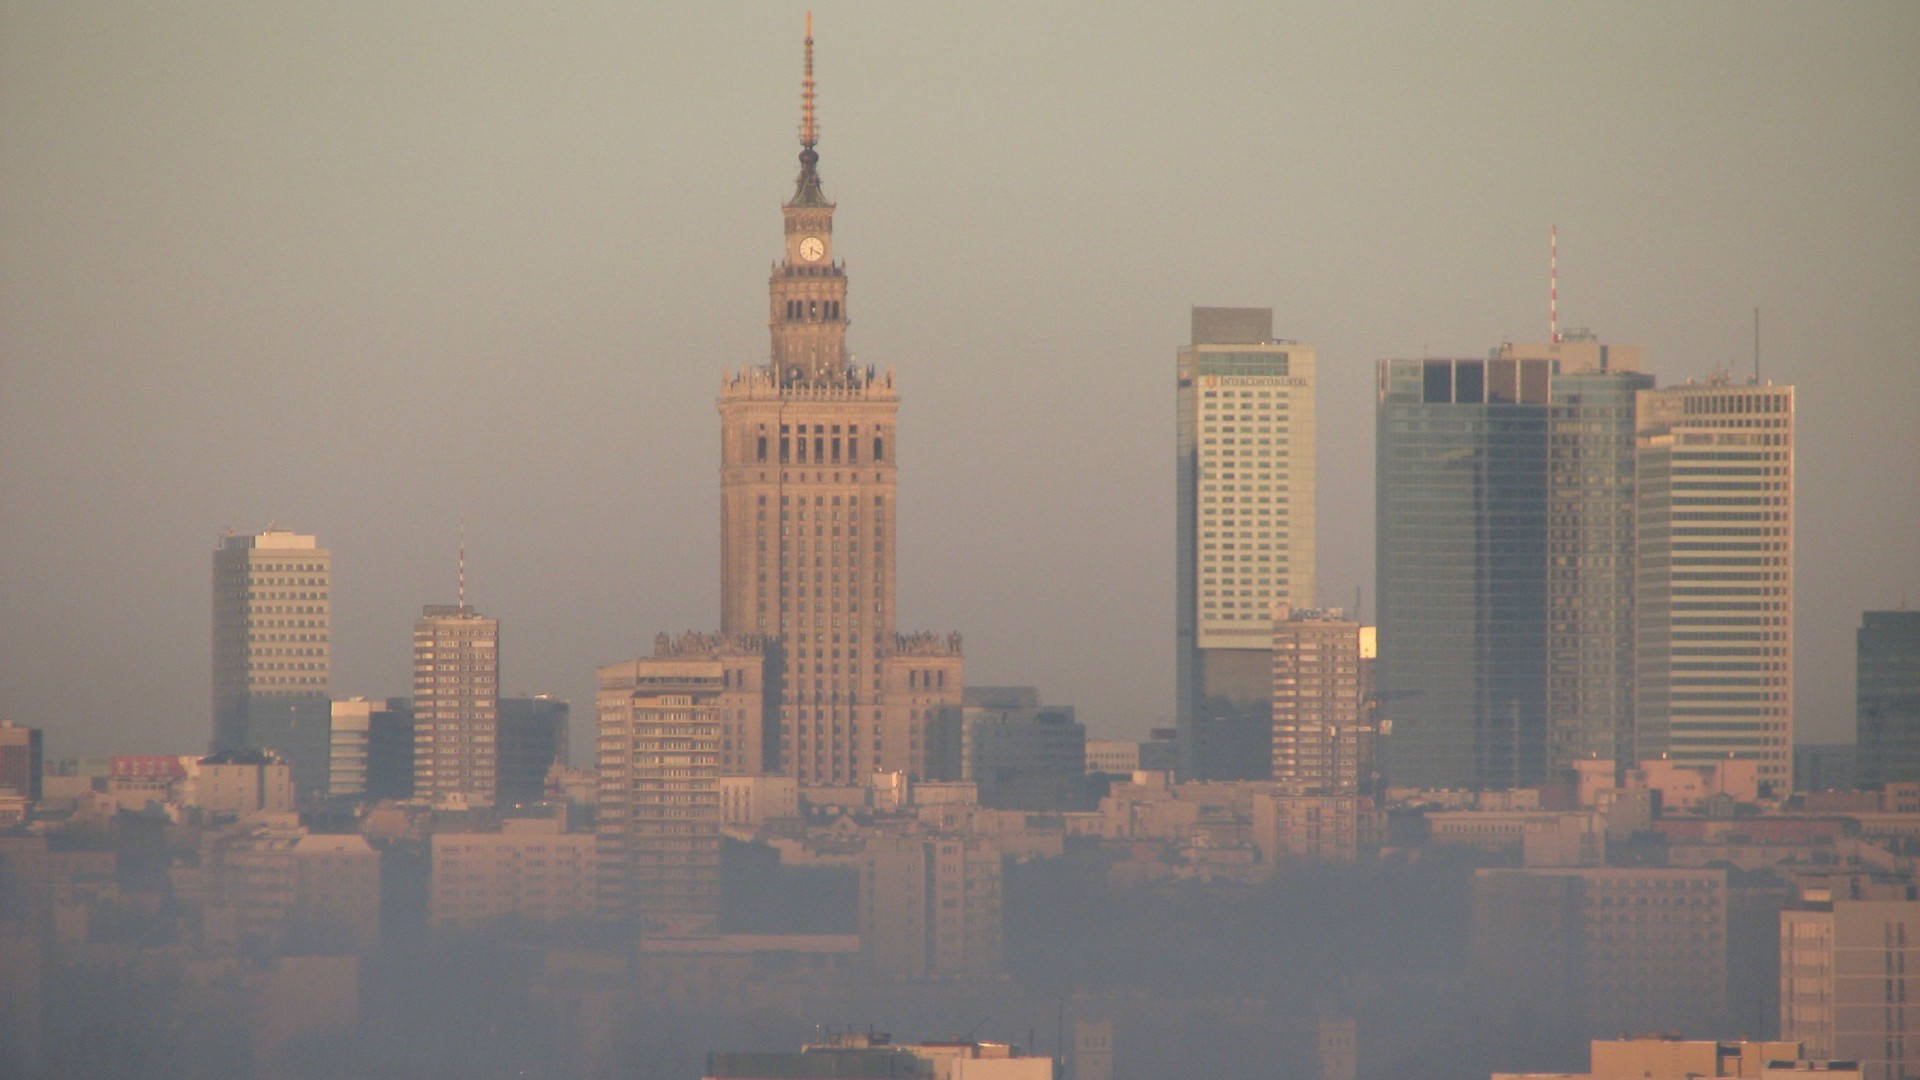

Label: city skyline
[3,4,1917,758]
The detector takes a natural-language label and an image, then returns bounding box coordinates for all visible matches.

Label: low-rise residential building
[860,836,1002,979]
[1781,875,1920,1080]
[1493,1036,1855,1080]
[1471,867,1729,1037]
[430,817,597,930]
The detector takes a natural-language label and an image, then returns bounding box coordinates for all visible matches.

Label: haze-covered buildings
[412,603,500,810]
[596,657,724,933]
[1780,876,1920,1080]
[1854,611,1920,787]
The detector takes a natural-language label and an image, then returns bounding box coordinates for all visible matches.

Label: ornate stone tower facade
[718,20,958,787]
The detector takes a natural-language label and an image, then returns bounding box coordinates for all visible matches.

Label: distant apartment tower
[1634,376,1794,792]
[212,528,332,800]
[596,657,723,933]
[860,835,1003,979]
[1855,611,1920,787]
[0,720,43,802]
[1177,306,1317,780]
[498,695,570,809]
[413,604,500,810]
[1271,607,1370,794]
[1074,1019,1115,1080]
[430,817,597,930]
[651,632,779,775]
[1377,337,1651,789]
[1780,876,1920,1080]
[1472,866,1729,1037]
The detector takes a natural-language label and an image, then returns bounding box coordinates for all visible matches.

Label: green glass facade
[1854,611,1920,786]
[1547,368,1655,772]
[1376,357,1551,790]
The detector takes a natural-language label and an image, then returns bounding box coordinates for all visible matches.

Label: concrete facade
[715,56,960,788]
[1270,607,1370,793]
[212,529,332,798]
[596,657,723,932]
[430,817,596,929]
[412,604,499,810]
[859,836,1002,979]
[1781,878,1920,1080]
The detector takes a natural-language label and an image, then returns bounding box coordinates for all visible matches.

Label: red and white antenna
[1550,224,1560,344]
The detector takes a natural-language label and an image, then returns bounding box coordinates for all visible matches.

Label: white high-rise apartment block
[1635,375,1794,792]
[1176,307,1316,779]
[413,604,499,809]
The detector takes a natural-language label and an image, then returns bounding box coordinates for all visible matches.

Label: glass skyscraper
[1376,356,1551,790]
[1855,610,1920,786]
[1376,336,1655,791]
[1541,347,1654,772]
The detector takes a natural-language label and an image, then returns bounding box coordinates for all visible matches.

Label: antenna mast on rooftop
[1550,225,1561,344]
[458,516,467,609]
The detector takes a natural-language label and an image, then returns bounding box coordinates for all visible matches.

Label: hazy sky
[2,3,1916,759]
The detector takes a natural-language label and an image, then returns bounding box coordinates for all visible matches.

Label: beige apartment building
[651,632,779,776]
[596,657,723,933]
[1251,792,1377,862]
[1493,1036,1851,1080]
[430,817,596,930]
[1472,866,1728,1037]
[1781,877,1920,1080]
[1271,606,1370,793]
[413,604,499,809]
[860,836,1003,979]
[715,37,961,788]
[1635,375,1795,791]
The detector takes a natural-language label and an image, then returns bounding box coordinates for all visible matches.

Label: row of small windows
[759,434,884,464]
[784,298,842,321]
[767,493,885,507]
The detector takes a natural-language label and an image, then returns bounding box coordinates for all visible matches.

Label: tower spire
[458,515,467,610]
[789,13,829,207]
[801,12,816,149]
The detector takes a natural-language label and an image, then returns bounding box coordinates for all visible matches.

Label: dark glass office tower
[1855,611,1920,787]
[1376,356,1551,790]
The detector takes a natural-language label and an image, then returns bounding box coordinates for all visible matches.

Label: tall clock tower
[717,19,961,788]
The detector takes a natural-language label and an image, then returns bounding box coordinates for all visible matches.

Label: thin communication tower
[1550,225,1560,344]
[458,516,467,609]
[1753,307,1761,383]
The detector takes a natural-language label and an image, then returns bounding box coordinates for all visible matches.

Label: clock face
[798,236,825,262]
